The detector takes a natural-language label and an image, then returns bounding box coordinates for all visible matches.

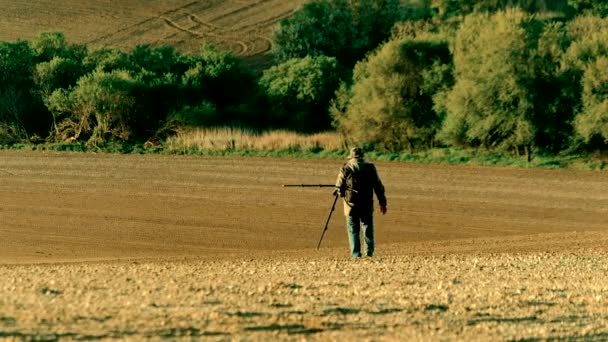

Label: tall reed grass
[164,127,347,153]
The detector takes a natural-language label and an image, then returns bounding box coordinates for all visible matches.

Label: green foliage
[0,40,50,138]
[153,102,218,143]
[425,0,476,18]
[34,57,86,94]
[0,40,34,86]
[427,0,569,18]
[259,55,342,132]
[29,35,89,138]
[531,21,577,152]
[129,45,187,79]
[45,70,139,145]
[390,19,443,40]
[574,57,608,145]
[32,32,87,63]
[563,15,608,70]
[83,47,134,72]
[0,122,24,145]
[183,45,256,117]
[33,56,87,139]
[2,0,608,156]
[171,102,217,127]
[441,10,543,152]
[188,45,239,78]
[0,41,34,136]
[565,0,608,17]
[272,0,403,67]
[333,36,451,152]
[563,15,608,149]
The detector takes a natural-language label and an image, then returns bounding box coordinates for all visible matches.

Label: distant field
[0,0,305,66]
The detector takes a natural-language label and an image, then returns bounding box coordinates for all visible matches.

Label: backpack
[344,165,362,206]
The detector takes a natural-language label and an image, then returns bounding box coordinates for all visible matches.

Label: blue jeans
[346,208,374,257]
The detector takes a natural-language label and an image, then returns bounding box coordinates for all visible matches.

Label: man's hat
[349,147,364,159]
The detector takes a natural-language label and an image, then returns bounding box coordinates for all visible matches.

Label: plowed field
[1,150,608,340]
[1,150,606,264]
[0,0,305,66]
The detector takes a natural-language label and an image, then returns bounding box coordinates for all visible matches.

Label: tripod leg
[317,194,339,250]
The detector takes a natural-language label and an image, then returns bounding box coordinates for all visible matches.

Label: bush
[34,56,87,95]
[259,56,342,132]
[150,102,218,145]
[182,45,257,122]
[129,45,188,79]
[332,36,451,152]
[83,47,134,73]
[0,122,25,145]
[272,0,403,68]
[0,40,50,138]
[32,32,87,63]
[45,70,138,145]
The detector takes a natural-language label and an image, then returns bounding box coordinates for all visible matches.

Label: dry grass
[165,127,346,152]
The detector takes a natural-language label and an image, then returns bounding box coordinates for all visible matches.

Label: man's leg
[361,212,374,257]
[346,214,361,258]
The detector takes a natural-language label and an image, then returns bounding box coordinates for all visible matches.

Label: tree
[182,45,256,124]
[332,36,451,152]
[573,57,608,146]
[129,44,189,80]
[563,15,608,70]
[0,41,33,136]
[259,55,342,132]
[563,15,608,149]
[272,0,403,68]
[440,10,542,157]
[531,21,577,152]
[0,40,50,140]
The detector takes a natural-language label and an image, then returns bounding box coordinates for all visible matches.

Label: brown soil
[1,150,606,264]
[1,150,607,340]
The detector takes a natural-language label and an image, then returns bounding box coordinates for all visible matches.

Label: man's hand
[380,206,387,215]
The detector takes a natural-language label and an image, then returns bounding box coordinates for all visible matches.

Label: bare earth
[1,150,607,340]
[3,1,608,339]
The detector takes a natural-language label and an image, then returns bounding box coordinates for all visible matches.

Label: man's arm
[370,164,387,214]
[334,165,347,197]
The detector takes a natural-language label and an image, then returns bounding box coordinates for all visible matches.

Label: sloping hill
[0,0,305,67]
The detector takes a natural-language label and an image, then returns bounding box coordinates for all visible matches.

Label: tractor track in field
[82,0,297,57]
[204,0,275,24]
[0,0,305,69]
[85,0,204,46]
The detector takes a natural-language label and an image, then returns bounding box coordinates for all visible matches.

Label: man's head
[349,147,364,159]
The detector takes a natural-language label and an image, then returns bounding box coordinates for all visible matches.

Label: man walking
[334,147,387,258]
